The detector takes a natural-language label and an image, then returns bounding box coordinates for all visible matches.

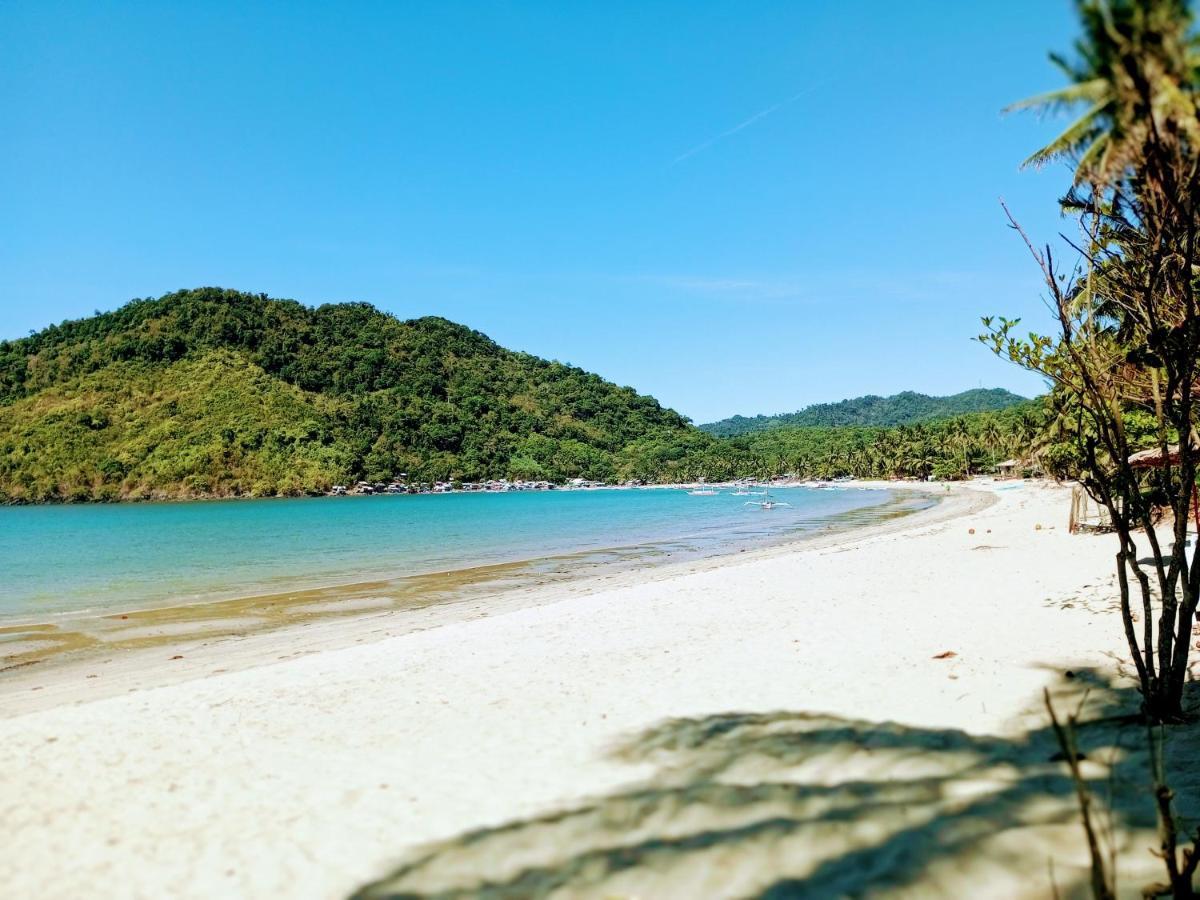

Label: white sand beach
[2,480,1197,898]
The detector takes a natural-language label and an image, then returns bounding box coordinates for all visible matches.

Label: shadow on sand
[351,671,1199,899]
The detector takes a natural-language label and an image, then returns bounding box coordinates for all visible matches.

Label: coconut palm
[954,418,974,472]
[979,419,1004,469]
[1006,0,1199,182]
[905,444,937,481]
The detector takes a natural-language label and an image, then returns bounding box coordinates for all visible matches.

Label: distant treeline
[0,289,1045,502]
[715,403,1043,482]
[699,388,1029,436]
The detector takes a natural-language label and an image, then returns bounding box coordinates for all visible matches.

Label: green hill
[699,388,1029,437]
[0,288,704,501]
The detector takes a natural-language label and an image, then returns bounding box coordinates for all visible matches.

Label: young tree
[987,0,1200,722]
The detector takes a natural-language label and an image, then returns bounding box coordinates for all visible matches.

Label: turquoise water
[0,486,922,623]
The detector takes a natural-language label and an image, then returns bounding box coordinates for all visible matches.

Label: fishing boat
[745,490,790,510]
[687,480,720,496]
[730,481,766,496]
[729,480,768,501]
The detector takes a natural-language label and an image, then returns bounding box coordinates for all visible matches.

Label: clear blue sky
[2,1,1080,423]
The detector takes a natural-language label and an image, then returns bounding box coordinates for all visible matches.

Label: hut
[1070,443,1199,534]
[996,459,1021,479]
[1126,443,1200,532]
[1127,444,1184,469]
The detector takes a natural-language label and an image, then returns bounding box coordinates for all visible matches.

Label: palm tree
[981,419,1005,470]
[948,418,973,475]
[905,444,937,481]
[1006,0,1199,182]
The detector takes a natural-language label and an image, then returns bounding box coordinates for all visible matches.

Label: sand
[1,480,1197,899]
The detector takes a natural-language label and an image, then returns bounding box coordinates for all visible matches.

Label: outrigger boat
[745,490,790,510]
[731,484,767,497]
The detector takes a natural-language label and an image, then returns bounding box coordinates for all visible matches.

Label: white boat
[730,480,767,497]
[688,487,720,496]
[745,490,790,510]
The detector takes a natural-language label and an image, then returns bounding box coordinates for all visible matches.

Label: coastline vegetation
[0,289,700,500]
[698,388,1029,436]
[0,288,1045,501]
[722,402,1042,482]
[0,288,1041,502]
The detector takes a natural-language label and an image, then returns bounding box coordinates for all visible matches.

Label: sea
[0,485,933,625]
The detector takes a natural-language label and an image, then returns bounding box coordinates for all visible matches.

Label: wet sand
[0,486,939,710]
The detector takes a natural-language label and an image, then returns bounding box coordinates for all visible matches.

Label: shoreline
[5,477,1189,898]
[0,476,826,507]
[0,482,959,704]
[0,480,912,627]
[0,482,986,719]
[0,480,905,630]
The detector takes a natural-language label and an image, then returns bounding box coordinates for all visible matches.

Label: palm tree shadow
[351,671,1199,899]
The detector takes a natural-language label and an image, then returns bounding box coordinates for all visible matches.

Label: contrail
[669,85,818,167]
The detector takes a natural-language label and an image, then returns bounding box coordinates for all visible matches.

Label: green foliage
[0,289,698,500]
[717,402,1044,481]
[0,350,352,502]
[0,288,1048,502]
[1005,0,1197,181]
[990,0,1200,725]
[699,389,1028,437]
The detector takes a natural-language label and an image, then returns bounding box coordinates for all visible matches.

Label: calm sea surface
[0,486,929,624]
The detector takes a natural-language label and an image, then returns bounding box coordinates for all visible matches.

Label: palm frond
[1073,128,1113,180]
[1004,79,1109,115]
[1020,100,1111,169]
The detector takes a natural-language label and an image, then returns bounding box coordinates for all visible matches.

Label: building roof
[1127,445,1183,469]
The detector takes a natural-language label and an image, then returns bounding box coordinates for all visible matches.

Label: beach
[2,480,1196,898]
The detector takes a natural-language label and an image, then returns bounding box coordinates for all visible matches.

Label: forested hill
[699,388,1029,437]
[0,288,707,501]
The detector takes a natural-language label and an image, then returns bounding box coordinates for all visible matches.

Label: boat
[731,481,764,496]
[745,490,791,510]
[730,479,768,497]
[688,487,720,496]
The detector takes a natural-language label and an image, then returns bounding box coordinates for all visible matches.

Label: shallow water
[0,486,927,625]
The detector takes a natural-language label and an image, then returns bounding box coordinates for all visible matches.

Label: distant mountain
[0,288,701,501]
[699,388,1029,437]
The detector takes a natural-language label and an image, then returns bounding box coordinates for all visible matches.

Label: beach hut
[1127,444,1184,469]
[1070,443,1200,533]
[1126,443,1200,532]
[996,459,1021,479]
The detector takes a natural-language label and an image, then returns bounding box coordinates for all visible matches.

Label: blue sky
[2,1,1080,423]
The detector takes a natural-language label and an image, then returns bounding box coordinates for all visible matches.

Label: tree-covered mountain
[0,288,708,501]
[699,388,1030,437]
[0,288,1050,502]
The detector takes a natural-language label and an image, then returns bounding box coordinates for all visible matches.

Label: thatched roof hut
[1123,443,1200,533]
[1127,445,1184,469]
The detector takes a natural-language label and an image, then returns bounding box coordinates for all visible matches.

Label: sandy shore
[2,480,1197,898]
